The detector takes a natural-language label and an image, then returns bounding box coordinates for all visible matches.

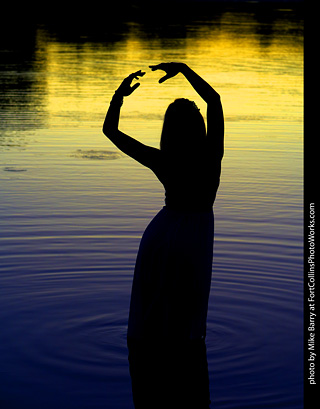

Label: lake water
[0,2,304,408]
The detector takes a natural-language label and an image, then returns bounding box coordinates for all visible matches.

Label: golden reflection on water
[32,12,302,150]
[1,7,303,195]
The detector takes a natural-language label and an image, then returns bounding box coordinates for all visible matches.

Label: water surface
[0,3,303,408]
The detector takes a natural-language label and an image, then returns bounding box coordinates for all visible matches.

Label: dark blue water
[0,2,303,408]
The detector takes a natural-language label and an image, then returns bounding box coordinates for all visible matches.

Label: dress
[127,206,214,340]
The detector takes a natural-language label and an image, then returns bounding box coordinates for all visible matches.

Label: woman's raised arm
[149,63,224,160]
[103,70,160,169]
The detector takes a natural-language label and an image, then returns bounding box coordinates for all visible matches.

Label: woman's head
[160,98,206,154]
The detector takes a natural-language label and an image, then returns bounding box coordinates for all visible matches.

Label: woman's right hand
[115,70,146,97]
[149,62,185,83]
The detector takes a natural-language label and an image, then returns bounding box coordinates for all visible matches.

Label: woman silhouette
[103,63,224,409]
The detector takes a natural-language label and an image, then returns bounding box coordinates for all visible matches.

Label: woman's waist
[163,201,213,213]
[164,192,216,213]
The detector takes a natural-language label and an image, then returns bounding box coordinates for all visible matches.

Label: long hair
[160,98,206,155]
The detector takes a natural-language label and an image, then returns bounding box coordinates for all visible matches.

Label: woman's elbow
[207,92,221,105]
[102,124,108,136]
[102,123,117,138]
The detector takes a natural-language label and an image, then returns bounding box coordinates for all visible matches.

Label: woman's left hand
[115,70,146,97]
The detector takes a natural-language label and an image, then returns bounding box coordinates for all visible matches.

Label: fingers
[124,82,140,96]
[149,64,160,71]
[149,63,178,83]
[159,74,171,83]
[131,83,140,92]
[118,65,175,95]
[136,70,146,78]
[129,70,145,80]
[149,63,167,72]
